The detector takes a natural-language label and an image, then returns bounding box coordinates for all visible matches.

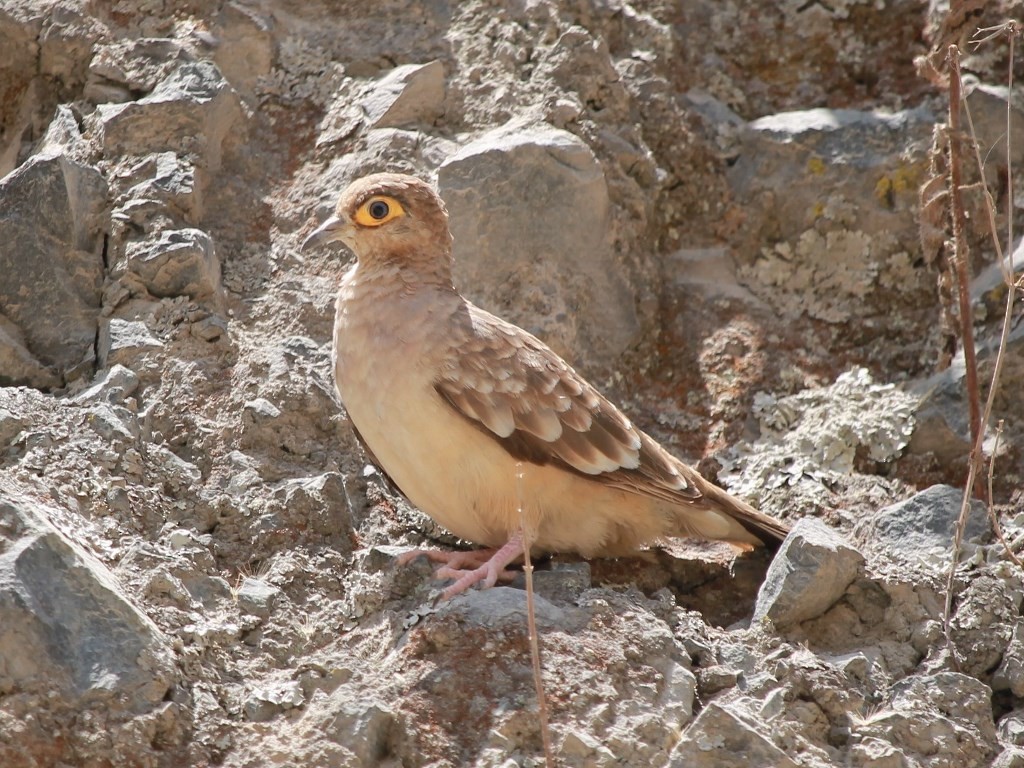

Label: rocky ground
[1,1,1024,766]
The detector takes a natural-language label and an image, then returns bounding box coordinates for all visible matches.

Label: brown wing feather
[434,306,704,503]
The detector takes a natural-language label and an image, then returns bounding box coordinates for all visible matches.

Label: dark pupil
[368,200,389,219]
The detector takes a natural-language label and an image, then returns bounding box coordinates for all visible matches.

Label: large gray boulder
[0,148,107,387]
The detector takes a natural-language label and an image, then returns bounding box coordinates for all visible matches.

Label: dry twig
[517,463,554,767]
[944,44,983,482]
[943,23,1024,631]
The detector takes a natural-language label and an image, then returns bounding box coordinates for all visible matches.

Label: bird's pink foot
[397,534,525,599]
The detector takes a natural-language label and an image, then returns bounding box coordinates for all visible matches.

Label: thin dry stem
[945,45,983,477]
[986,422,1024,568]
[516,463,554,767]
[942,28,1024,631]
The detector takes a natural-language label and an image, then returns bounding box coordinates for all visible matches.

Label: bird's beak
[301,214,348,252]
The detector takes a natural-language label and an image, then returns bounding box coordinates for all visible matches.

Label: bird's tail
[673,477,790,548]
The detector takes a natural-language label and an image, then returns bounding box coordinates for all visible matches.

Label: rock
[696,665,740,695]
[0,150,107,384]
[963,82,1024,170]
[236,577,280,619]
[98,318,165,369]
[96,59,242,173]
[361,60,445,128]
[0,10,42,177]
[210,2,273,94]
[861,485,989,566]
[121,228,222,299]
[728,106,935,326]
[993,620,1024,697]
[111,152,203,231]
[182,574,232,608]
[561,730,617,765]
[71,363,141,404]
[35,103,85,156]
[971,237,1024,315]
[191,314,228,341]
[315,126,458,194]
[683,89,746,161]
[509,560,592,602]
[151,444,202,494]
[320,698,407,763]
[85,402,138,443]
[994,748,1024,768]
[0,407,28,448]
[86,38,190,101]
[666,245,765,303]
[906,408,973,465]
[908,321,1024,464]
[848,737,910,768]
[671,700,799,767]
[753,518,864,629]
[438,119,640,370]
[850,672,996,768]
[37,5,106,85]
[271,473,353,539]
[719,368,917,512]
[949,570,1024,677]
[0,313,61,389]
[244,680,304,721]
[167,528,198,550]
[999,710,1024,747]
[436,585,566,629]
[0,491,174,706]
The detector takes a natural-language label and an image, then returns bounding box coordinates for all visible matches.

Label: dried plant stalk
[943,25,1024,631]
[516,464,554,767]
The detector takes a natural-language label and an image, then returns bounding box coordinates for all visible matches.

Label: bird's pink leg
[396,533,525,599]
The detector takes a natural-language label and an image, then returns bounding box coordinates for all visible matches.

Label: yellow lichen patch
[875,165,920,206]
[806,155,826,175]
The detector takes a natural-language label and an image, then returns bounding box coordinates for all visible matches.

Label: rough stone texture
[362,60,446,129]
[0,489,177,766]
[753,518,865,629]
[728,106,936,359]
[0,2,1022,766]
[0,148,107,386]
[0,314,62,390]
[849,672,997,768]
[98,318,165,369]
[995,620,1024,698]
[671,701,800,767]
[720,367,918,518]
[121,228,222,300]
[439,119,640,369]
[859,484,991,567]
[94,59,242,174]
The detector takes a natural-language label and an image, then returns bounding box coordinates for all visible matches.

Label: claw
[396,533,526,599]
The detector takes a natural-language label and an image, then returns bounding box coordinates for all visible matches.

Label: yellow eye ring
[354,195,405,227]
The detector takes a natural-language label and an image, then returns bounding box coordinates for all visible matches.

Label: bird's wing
[433,305,705,506]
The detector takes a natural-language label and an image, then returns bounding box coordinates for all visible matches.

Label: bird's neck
[349,250,456,296]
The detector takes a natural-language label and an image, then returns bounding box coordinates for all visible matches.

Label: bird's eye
[353,195,405,227]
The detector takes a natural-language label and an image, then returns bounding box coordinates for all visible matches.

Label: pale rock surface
[439,119,640,368]
[0,150,107,385]
[753,518,865,629]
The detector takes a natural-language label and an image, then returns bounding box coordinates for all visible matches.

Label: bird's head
[301,173,454,280]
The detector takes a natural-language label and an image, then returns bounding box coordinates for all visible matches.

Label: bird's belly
[342,377,518,545]
[340,378,664,554]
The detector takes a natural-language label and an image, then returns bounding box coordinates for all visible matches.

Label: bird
[301,172,789,599]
